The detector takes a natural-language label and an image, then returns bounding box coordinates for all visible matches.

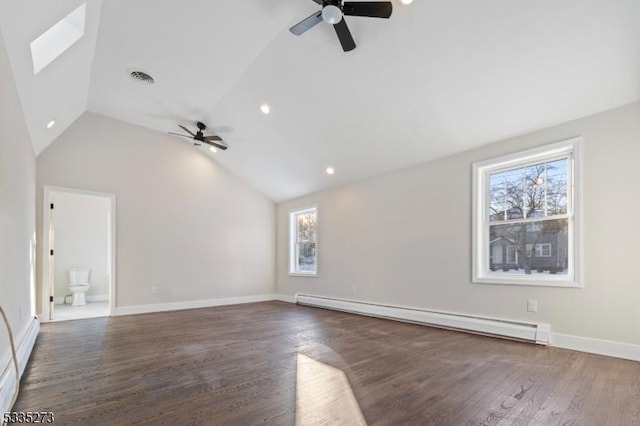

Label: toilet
[69,268,91,306]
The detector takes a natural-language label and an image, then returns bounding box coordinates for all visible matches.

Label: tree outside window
[488,158,568,275]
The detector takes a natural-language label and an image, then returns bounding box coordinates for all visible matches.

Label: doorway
[42,186,116,321]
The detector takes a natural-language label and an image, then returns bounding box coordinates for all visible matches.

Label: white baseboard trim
[0,317,39,414]
[296,294,550,345]
[54,294,108,305]
[115,294,278,316]
[87,294,109,303]
[550,333,640,362]
[273,294,296,303]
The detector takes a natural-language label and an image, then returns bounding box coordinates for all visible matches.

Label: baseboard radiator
[296,294,550,345]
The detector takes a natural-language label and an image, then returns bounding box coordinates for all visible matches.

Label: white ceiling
[1,0,639,201]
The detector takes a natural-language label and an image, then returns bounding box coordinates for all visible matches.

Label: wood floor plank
[12,301,640,425]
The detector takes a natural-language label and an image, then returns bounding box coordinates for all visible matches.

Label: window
[506,245,518,264]
[289,207,317,276]
[473,138,580,287]
[30,3,87,74]
[535,243,552,257]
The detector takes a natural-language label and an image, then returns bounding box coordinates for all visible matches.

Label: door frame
[41,186,117,321]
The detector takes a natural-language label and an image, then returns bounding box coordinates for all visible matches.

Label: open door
[47,203,55,320]
[42,186,116,322]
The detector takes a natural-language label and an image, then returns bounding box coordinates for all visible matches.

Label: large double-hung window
[472,138,581,287]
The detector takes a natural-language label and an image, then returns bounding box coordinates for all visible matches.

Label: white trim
[295,294,550,345]
[288,272,318,278]
[54,294,109,305]
[273,294,297,303]
[472,137,582,288]
[115,294,278,316]
[0,318,39,414]
[41,186,117,322]
[550,333,640,362]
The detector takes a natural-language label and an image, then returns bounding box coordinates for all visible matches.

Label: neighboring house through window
[473,138,581,287]
[289,207,317,276]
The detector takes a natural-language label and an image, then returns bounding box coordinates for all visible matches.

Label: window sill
[289,272,318,278]
[473,276,581,288]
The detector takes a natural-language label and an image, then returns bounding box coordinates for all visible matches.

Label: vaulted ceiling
[1,0,639,201]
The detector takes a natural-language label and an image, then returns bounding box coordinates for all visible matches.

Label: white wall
[51,191,110,300]
[0,28,36,365]
[277,102,640,346]
[37,113,275,311]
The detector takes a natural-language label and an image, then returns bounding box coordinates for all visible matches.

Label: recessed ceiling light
[326,167,335,175]
[260,104,271,115]
[400,0,413,4]
[209,146,217,153]
[46,120,56,129]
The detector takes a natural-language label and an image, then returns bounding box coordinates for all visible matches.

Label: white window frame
[472,137,582,287]
[535,243,552,257]
[289,206,318,277]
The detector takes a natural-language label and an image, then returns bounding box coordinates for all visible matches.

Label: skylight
[30,3,86,75]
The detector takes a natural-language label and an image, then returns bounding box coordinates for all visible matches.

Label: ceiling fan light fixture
[322,5,343,24]
[400,0,413,4]
[209,146,217,153]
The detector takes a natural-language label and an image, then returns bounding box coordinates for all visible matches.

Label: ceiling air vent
[128,69,155,85]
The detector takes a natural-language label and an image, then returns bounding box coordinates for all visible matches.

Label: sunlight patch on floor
[296,353,367,425]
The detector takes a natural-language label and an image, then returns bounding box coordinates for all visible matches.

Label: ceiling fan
[290,0,392,52]
[168,122,228,150]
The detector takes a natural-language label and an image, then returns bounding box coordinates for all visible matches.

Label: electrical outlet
[150,286,158,295]
[527,299,538,313]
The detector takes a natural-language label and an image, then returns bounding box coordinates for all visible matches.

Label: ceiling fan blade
[168,132,192,139]
[203,140,228,151]
[290,11,323,35]
[311,0,322,4]
[343,1,392,18]
[333,19,356,52]
[178,124,196,137]
[204,135,223,142]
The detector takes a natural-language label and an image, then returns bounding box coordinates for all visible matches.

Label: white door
[48,203,55,320]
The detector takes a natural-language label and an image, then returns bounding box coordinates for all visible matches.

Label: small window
[535,243,552,257]
[289,207,317,276]
[473,138,581,287]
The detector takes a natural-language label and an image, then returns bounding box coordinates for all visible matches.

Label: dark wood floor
[14,301,640,425]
